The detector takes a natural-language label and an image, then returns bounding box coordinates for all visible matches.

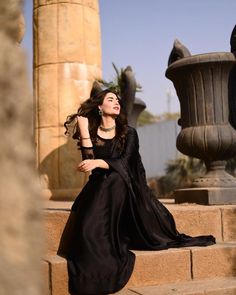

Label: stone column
[0,1,43,294]
[33,0,102,200]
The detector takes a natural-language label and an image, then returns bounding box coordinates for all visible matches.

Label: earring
[98,108,103,116]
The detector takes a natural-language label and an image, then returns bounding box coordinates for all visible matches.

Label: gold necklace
[99,125,116,132]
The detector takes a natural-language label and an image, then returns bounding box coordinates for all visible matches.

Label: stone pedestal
[33,0,102,200]
[175,188,236,205]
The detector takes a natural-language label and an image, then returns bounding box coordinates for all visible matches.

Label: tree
[137,110,158,126]
[159,155,236,197]
[97,62,142,95]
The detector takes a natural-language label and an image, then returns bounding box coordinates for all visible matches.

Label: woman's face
[99,92,120,116]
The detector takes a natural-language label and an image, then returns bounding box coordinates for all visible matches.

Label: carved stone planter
[166,51,236,204]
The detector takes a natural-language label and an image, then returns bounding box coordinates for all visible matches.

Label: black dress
[59,126,215,295]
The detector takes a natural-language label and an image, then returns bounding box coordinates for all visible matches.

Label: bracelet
[80,137,90,140]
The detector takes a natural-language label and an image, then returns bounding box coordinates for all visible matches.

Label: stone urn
[166,45,236,204]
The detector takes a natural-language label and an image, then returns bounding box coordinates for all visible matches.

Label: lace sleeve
[80,146,95,160]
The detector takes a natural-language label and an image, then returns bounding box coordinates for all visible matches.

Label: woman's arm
[77,116,93,148]
[76,116,95,160]
[76,116,109,172]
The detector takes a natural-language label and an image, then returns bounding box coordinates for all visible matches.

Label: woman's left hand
[77,159,98,172]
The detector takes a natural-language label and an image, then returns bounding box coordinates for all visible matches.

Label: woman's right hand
[77,116,89,135]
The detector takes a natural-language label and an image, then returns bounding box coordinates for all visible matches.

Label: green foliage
[226,157,236,175]
[97,62,142,95]
[156,112,180,121]
[161,156,205,194]
[137,110,158,126]
[160,155,236,197]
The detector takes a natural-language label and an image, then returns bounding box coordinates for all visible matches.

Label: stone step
[42,242,236,295]
[118,277,236,295]
[43,200,236,255]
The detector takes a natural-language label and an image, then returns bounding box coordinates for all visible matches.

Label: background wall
[138,120,181,178]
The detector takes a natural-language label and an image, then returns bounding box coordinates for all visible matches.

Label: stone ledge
[127,248,191,287]
[43,248,191,295]
[42,243,236,295]
[43,201,236,255]
[191,242,236,280]
[42,244,236,295]
[124,277,236,295]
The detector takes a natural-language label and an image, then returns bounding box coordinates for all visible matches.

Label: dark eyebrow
[107,96,117,99]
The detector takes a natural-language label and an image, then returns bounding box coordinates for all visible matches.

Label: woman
[62,87,215,295]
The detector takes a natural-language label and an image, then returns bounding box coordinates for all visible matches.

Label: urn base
[174,187,236,205]
[192,169,236,188]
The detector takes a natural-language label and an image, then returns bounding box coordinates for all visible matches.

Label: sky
[22,0,236,115]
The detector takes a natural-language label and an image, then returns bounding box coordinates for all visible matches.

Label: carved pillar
[33,0,102,200]
[166,50,236,205]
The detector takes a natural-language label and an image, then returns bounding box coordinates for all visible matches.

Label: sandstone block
[84,5,101,65]
[35,5,58,65]
[222,206,236,241]
[60,62,98,82]
[46,255,69,295]
[34,0,84,8]
[44,249,191,294]
[38,126,60,161]
[129,277,236,295]
[44,210,70,255]
[206,289,236,295]
[36,63,99,127]
[57,3,85,62]
[38,124,87,194]
[83,0,99,11]
[37,65,58,127]
[191,243,236,279]
[58,136,86,189]
[127,249,191,287]
[57,64,91,121]
[38,126,60,188]
[168,205,222,241]
[35,2,101,65]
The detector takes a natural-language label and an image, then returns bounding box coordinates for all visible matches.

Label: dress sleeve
[80,146,95,160]
[103,127,139,175]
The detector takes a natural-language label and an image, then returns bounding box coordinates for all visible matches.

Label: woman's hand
[77,159,98,172]
[77,159,109,172]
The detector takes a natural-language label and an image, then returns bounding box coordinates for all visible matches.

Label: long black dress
[60,126,215,295]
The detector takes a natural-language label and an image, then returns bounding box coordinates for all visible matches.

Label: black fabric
[58,126,215,295]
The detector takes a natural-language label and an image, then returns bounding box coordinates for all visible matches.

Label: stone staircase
[42,200,236,295]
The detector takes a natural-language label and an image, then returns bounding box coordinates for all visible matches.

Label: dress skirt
[59,168,215,295]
